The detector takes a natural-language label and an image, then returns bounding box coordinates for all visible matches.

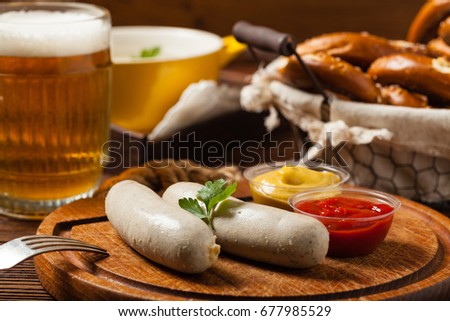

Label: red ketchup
[294,196,395,257]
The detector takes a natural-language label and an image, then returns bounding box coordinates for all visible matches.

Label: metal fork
[0,235,108,270]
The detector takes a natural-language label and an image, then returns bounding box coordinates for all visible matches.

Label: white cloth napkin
[148,80,241,141]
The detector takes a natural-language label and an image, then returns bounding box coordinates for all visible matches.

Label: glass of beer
[0,2,111,219]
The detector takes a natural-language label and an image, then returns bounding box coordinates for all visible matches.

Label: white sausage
[105,180,220,273]
[162,182,329,268]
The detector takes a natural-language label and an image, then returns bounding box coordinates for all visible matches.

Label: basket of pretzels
[238,0,450,208]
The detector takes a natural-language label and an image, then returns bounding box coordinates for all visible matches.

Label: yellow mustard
[250,166,341,210]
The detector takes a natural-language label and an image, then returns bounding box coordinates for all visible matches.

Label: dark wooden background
[89,0,425,40]
[2,0,426,40]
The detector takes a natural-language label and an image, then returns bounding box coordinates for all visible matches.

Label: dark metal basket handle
[232,20,297,56]
[232,20,330,113]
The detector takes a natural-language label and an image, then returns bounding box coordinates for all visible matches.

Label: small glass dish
[244,161,350,211]
[289,187,401,257]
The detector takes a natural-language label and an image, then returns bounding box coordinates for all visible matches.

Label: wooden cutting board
[34,185,450,300]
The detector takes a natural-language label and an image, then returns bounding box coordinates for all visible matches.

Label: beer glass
[0,2,111,219]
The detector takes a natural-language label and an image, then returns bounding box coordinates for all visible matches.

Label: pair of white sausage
[105,180,329,273]
[163,182,329,269]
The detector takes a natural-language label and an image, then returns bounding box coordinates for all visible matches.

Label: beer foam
[0,10,110,57]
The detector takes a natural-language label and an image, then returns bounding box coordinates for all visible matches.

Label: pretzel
[277,56,314,91]
[407,0,450,43]
[427,38,450,58]
[296,32,427,69]
[280,52,381,103]
[380,85,428,108]
[368,53,450,106]
[438,16,450,45]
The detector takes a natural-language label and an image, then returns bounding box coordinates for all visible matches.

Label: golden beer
[0,3,111,219]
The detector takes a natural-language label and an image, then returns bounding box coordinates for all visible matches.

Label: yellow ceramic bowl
[110,26,245,133]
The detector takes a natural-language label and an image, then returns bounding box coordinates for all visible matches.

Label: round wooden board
[34,185,450,300]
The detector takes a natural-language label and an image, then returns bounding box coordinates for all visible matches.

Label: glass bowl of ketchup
[289,187,401,257]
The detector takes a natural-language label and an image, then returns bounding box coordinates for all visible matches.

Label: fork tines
[20,235,108,254]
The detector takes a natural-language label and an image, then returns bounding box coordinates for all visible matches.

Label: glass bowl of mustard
[243,161,350,211]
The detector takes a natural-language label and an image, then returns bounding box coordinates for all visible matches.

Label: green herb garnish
[179,179,237,229]
[134,46,161,58]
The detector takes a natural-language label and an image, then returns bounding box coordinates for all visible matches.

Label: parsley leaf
[133,46,161,59]
[178,198,206,219]
[197,179,228,212]
[208,182,237,213]
[179,179,237,229]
